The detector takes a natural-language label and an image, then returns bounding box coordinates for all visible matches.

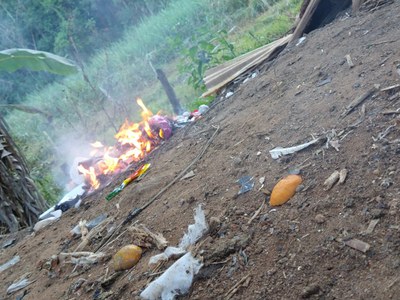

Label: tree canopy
[0,0,171,104]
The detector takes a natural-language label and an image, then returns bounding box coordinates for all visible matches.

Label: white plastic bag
[140,252,202,300]
[149,247,186,265]
[148,205,208,266]
[33,216,59,232]
[179,205,208,249]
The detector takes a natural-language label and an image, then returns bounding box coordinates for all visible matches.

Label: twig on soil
[74,218,111,252]
[374,124,396,141]
[248,202,265,224]
[386,277,399,290]
[101,229,127,250]
[381,84,400,92]
[147,271,164,278]
[341,88,376,118]
[368,39,397,47]
[225,274,251,299]
[233,139,244,147]
[185,127,214,139]
[382,109,400,115]
[95,125,220,253]
[210,258,230,265]
[145,262,165,285]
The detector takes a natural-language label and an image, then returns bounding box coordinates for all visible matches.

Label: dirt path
[1,3,400,299]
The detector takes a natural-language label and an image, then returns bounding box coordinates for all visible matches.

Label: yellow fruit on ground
[113,244,142,271]
[270,174,302,206]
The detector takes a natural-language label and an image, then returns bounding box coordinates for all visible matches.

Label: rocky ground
[1,2,400,299]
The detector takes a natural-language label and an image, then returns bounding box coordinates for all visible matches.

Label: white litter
[0,256,20,273]
[269,138,319,159]
[225,91,234,98]
[296,37,306,46]
[149,247,187,265]
[179,205,208,249]
[148,205,208,266]
[7,278,32,294]
[140,252,202,300]
[198,105,209,115]
[33,216,59,232]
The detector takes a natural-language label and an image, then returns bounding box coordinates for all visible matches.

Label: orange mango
[113,244,142,271]
[270,174,302,206]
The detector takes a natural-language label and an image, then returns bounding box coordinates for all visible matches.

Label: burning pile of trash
[77,98,172,191]
[37,99,209,227]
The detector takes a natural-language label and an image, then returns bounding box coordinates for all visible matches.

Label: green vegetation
[1,0,302,203]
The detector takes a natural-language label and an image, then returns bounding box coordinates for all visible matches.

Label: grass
[6,0,302,203]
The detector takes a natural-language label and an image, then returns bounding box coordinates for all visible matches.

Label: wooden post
[156,69,183,115]
[291,0,321,41]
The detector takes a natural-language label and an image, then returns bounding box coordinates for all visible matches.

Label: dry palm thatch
[0,115,48,233]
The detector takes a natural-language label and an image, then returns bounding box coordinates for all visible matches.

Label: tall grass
[6,0,301,202]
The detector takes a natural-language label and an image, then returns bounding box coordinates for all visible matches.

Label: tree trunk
[0,114,48,233]
[156,69,184,115]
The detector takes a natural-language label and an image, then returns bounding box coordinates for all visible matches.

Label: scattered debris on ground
[1,2,400,299]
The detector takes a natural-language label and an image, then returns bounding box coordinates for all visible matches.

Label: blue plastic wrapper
[237,176,255,195]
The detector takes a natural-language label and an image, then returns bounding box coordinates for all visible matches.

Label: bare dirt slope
[1,3,400,299]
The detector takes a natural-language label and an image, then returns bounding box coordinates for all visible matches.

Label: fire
[78,98,169,190]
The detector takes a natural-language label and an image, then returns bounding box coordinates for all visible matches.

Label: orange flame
[78,98,163,190]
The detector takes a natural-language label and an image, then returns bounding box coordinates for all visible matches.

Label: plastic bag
[0,256,20,273]
[179,205,208,249]
[149,247,186,265]
[140,253,202,300]
[148,205,208,266]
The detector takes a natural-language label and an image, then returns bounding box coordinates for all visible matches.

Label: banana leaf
[0,48,78,75]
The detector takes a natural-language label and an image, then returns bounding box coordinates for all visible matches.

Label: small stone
[380,178,393,188]
[277,257,288,264]
[344,198,355,208]
[301,284,320,298]
[267,268,277,276]
[372,169,381,175]
[370,208,385,219]
[344,239,370,253]
[232,157,242,167]
[389,199,399,215]
[365,219,380,234]
[314,214,326,224]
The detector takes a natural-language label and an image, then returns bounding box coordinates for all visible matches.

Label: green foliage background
[0,0,301,204]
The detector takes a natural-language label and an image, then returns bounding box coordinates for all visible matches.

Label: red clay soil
[1,3,400,299]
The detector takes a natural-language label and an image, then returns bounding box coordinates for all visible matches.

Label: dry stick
[248,202,265,225]
[138,125,220,213]
[368,39,397,47]
[95,126,220,252]
[74,219,111,252]
[98,229,127,252]
[225,274,251,299]
[340,88,376,118]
